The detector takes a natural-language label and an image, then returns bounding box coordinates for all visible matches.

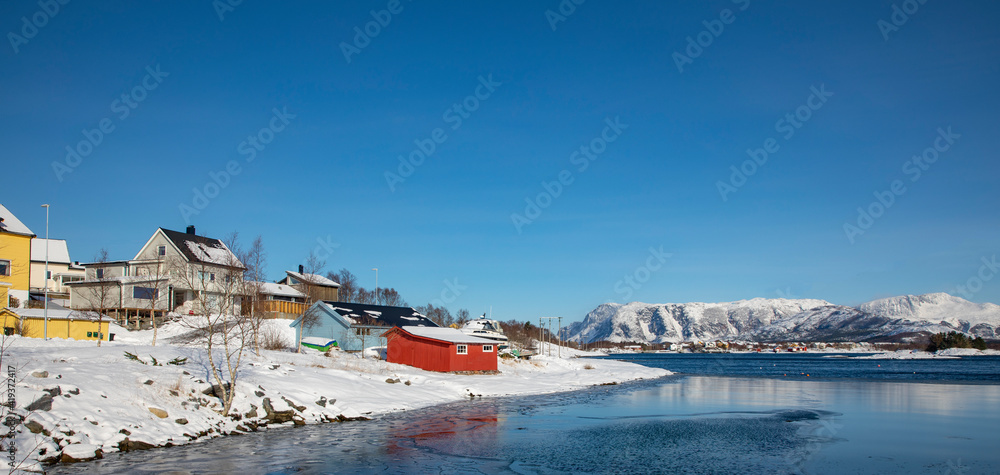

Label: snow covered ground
[3,318,668,472]
[850,348,1000,359]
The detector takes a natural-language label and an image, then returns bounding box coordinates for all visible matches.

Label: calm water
[62,354,1000,474]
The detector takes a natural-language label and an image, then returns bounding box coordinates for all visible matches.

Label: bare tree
[455,308,470,325]
[330,268,358,303]
[81,248,118,347]
[235,235,267,356]
[356,288,376,305]
[135,246,169,345]
[296,252,326,352]
[379,288,406,307]
[169,240,248,416]
[417,303,453,327]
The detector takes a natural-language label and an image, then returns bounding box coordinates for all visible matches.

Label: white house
[68,226,245,325]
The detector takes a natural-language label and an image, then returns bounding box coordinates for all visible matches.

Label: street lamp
[371,268,378,305]
[41,204,49,340]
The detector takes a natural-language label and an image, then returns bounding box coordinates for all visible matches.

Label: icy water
[62,354,1000,474]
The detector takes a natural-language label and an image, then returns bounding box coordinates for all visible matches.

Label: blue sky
[2,1,999,323]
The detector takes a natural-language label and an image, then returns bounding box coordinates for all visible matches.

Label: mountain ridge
[565,293,1000,344]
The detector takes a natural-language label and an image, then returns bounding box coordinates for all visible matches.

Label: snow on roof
[399,326,498,344]
[185,241,237,266]
[257,282,305,298]
[66,275,167,286]
[158,228,244,268]
[285,271,340,288]
[6,307,106,321]
[30,238,72,263]
[363,310,382,316]
[0,204,35,236]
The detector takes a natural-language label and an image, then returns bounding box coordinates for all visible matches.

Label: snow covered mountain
[565,298,832,344]
[567,293,1000,344]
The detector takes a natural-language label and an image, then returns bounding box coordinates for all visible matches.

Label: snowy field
[2,318,668,472]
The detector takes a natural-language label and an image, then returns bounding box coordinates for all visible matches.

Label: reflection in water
[57,375,1000,474]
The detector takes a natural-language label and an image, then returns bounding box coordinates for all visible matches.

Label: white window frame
[0,259,11,276]
[456,344,468,355]
[157,245,166,256]
[483,345,494,352]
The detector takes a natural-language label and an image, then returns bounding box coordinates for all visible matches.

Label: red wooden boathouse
[383,326,499,372]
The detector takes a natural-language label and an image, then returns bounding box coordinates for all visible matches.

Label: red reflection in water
[387,406,501,455]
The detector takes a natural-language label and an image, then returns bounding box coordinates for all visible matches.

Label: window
[3,327,13,336]
[96,268,104,279]
[483,345,494,352]
[0,259,10,276]
[456,344,468,355]
[133,287,158,300]
[157,245,166,256]
[210,273,216,282]
[46,271,51,280]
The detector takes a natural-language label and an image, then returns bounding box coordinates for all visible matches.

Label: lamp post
[41,204,49,340]
[371,268,378,305]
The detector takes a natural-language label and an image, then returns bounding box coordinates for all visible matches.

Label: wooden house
[383,326,498,373]
[1,307,112,341]
[0,204,36,308]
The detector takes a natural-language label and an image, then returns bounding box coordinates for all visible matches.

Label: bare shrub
[260,326,290,351]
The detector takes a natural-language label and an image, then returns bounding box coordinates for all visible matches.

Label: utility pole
[541,317,559,357]
[41,204,50,340]
[371,268,378,305]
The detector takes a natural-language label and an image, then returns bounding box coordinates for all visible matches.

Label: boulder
[60,444,103,463]
[148,407,169,419]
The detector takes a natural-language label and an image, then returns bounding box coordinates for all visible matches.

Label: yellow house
[0,308,111,341]
[0,204,36,308]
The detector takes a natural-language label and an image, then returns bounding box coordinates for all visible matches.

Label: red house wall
[386,329,498,372]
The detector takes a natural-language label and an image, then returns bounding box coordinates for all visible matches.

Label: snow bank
[3,320,667,472]
[851,348,1000,359]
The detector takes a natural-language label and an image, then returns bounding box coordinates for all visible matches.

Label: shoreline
[6,334,668,472]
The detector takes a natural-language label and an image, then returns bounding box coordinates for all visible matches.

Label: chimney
[298,264,304,274]
[186,225,196,235]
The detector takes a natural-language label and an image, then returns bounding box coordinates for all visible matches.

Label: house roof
[30,238,72,264]
[159,228,244,268]
[283,271,340,288]
[316,301,437,328]
[257,282,305,298]
[395,326,499,344]
[0,204,35,237]
[5,307,107,321]
[65,275,167,286]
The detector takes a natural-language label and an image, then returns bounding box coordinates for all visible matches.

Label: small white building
[30,238,85,304]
